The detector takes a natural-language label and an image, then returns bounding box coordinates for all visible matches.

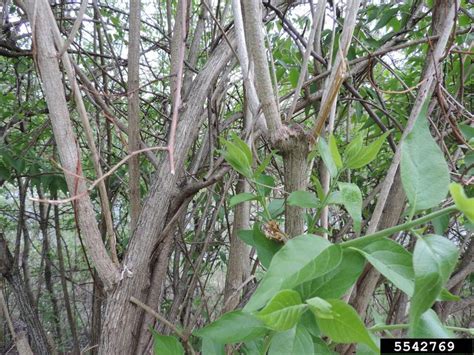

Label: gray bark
[23,0,120,290]
[0,233,52,354]
[223,179,251,312]
[99,31,235,355]
[128,0,142,233]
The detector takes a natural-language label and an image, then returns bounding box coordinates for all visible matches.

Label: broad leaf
[221,138,252,178]
[318,137,338,177]
[410,309,454,338]
[241,339,264,355]
[268,324,314,355]
[338,182,363,233]
[201,338,225,355]
[353,238,414,296]
[222,134,253,178]
[257,290,306,331]
[244,236,340,312]
[306,297,334,319]
[346,131,390,169]
[268,198,285,219]
[256,174,275,197]
[314,338,337,354]
[328,134,343,169]
[151,332,184,355]
[296,249,365,299]
[237,227,282,269]
[432,213,450,235]
[229,193,257,208]
[401,103,450,211]
[373,7,398,30]
[312,299,379,352]
[287,190,319,209]
[194,311,267,344]
[344,134,363,164]
[229,133,252,167]
[449,183,474,223]
[410,235,459,323]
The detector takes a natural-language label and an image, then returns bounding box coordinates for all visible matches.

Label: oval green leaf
[194,311,267,344]
[338,182,363,233]
[401,106,450,211]
[257,290,306,331]
[410,235,459,323]
[313,299,379,352]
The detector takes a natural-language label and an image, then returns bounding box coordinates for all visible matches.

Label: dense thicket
[0,0,472,354]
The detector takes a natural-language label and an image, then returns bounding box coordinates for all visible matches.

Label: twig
[57,0,88,57]
[30,146,168,205]
[168,0,187,175]
[130,296,196,355]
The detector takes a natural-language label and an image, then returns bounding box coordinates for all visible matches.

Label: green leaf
[241,339,264,354]
[314,337,337,354]
[221,139,252,178]
[346,131,390,169]
[257,290,306,331]
[268,324,314,355]
[229,193,257,208]
[318,137,338,177]
[439,288,460,302]
[328,134,343,169]
[353,238,414,296]
[401,103,450,211]
[287,190,319,208]
[449,183,474,223]
[410,235,459,324]
[459,124,474,141]
[0,163,11,180]
[268,198,285,219]
[296,249,365,299]
[289,68,299,88]
[432,213,450,235]
[313,299,379,352]
[151,331,184,355]
[410,309,454,338]
[230,133,252,167]
[306,297,334,319]
[256,174,275,197]
[373,7,398,30]
[344,134,363,166]
[194,311,267,344]
[237,226,282,269]
[254,151,276,178]
[244,236,340,312]
[326,191,343,205]
[338,182,363,233]
[201,338,225,355]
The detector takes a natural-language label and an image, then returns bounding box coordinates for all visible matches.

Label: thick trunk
[282,127,311,237]
[99,33,235,355]
[23,0,120,290]
[223,179,251,312]
[127,0,142,233]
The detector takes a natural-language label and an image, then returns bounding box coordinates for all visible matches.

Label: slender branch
[370,323,473,335]
[168,0,187,174]
[57,0,88,57]
[130,296,196,355]
[341,205,458,248]
[30,146,168,205]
